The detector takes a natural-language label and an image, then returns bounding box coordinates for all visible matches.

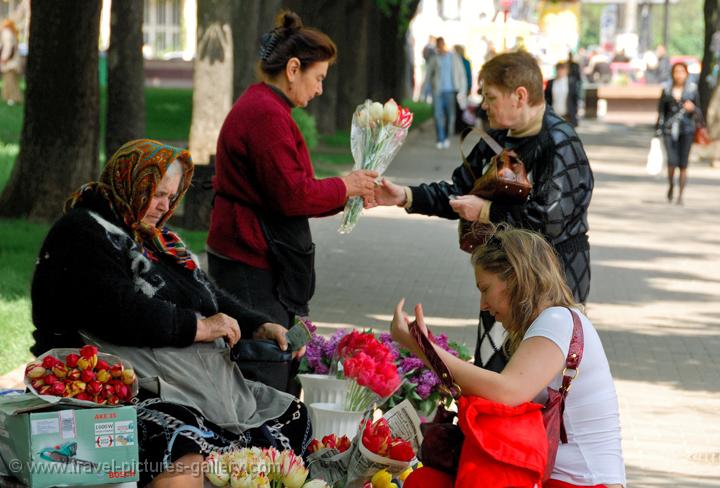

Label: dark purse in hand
[458,128,532,254]
[409,320,465,475]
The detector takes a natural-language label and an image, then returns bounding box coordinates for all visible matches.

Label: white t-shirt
[525,307,626,486]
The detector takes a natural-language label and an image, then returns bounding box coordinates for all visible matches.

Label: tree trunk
[335,0,371,131]
[232,0,283,100]
[286,0,341,134]
[367,0,420,103]
[188,0,235,164]
[106,0,145,161]
[700,0,720,119]
[0,0,102,220]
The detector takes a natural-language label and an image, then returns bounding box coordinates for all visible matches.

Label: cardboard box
[0,394,139,488]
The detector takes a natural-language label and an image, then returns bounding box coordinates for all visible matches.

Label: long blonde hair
[472,226,579,356]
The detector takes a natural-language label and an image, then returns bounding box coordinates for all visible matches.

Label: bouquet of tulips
[338,98,414,234]
[308,434,352,455]
[24,346,137,405]
[306,400,421,488]
[336,331,401,412]
[205,446,330,488]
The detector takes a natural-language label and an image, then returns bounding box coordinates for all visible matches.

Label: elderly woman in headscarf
[30,140,312,487]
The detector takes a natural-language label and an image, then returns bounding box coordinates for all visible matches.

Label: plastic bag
[646,137,665,176]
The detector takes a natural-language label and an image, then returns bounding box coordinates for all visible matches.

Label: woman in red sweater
[207,11,376,390]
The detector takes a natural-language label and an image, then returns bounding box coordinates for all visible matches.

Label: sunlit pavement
[310,117,720,486]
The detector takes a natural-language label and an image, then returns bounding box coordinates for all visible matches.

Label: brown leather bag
[409,320,464,474]
[694,126,711,145]
[458,128,532,253]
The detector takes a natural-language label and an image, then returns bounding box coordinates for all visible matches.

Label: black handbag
[231,339,296,393]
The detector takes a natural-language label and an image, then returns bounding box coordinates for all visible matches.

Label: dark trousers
[208,253,300,395]
[663,133,693,169]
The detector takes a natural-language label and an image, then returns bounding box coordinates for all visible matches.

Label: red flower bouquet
[24,346,138,405]
[361,418,415,462]
[337,331,401,411]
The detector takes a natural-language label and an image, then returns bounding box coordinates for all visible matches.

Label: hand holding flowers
[339,98,414,233]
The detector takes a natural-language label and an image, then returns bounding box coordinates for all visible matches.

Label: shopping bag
[646,137,665,175]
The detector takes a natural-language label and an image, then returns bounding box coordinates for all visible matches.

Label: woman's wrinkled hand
[254,322,289,351]
[341,170,378,204]
[449,194,486,221]
[196,313,241,347]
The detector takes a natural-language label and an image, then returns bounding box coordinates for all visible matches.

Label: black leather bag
[231,339,295,393]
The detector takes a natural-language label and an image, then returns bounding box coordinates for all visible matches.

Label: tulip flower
[121,368,136,386]
[371,469,396,488]
[50,382,66,396]
[67,368,81,381]
[81,370,96,383]
[388,439,415,462]
[38,385,52,395]
[25,362,46,379]
[86,381,103,397]
[302,481,331,488]
[30,378,45,390]
[107,395,121,406]
[110,363,124,378]
[80,345,98,359]
[278,450,308,488]
[42,373,59,385]
[356,108,370,128]
[52,363,68,379]
[76,357,93,371]
[65,353,80,368]
[42,356,61,369]
[96,369,111,383]
[369,101,384,122]
[205,451,231,487]
[75,392,91,401]
[95,359,111,371]
[382,99,398,124]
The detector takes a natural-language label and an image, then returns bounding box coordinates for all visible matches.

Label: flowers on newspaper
[339,98,414,234]
[307,434,352,454]
[205,447,326,488]
[376,332,471,418]
[337,331,401,411]
[24,346,137,405]
[362,418,415,462]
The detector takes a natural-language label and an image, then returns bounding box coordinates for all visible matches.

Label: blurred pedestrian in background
[454,44,473,134]
[655,62,701,205]
[545,62,580,127]
[423,37,467,149]
[0,19,22,105]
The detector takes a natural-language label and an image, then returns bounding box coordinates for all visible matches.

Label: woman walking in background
[0,19,22,105]
[656,62,701,205]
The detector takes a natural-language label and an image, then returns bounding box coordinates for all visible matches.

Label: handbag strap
[560,308,584,394]
[460,126,503,180]
[409,320,461,399]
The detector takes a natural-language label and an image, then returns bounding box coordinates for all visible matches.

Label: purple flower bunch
[377,332,471,417]
[299,329,348,375]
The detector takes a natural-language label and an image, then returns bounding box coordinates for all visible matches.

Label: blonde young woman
[391,227,625,488]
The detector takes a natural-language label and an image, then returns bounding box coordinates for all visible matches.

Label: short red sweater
[207,83,347,269]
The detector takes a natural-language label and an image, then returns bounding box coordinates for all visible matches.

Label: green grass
[0,219,208,376]
[0,219,49,375]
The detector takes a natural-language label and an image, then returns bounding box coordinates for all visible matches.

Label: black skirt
[135,393,311,487]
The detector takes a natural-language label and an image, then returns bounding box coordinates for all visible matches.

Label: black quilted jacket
[408,107,593,252]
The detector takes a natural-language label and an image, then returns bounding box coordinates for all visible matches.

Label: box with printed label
[0,394,139,487]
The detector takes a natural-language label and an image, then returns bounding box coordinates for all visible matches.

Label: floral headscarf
[65,139,197,270]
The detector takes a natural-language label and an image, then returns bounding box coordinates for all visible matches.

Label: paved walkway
[309,118,720,486]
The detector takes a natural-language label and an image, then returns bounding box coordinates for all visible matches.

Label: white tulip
[355,108,370,128]
[302,480,331,488]
[369,101,384,122]
[383,99,399,124]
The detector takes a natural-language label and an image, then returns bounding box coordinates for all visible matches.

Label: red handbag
[694,126,711,145]
[542,308,584,481]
